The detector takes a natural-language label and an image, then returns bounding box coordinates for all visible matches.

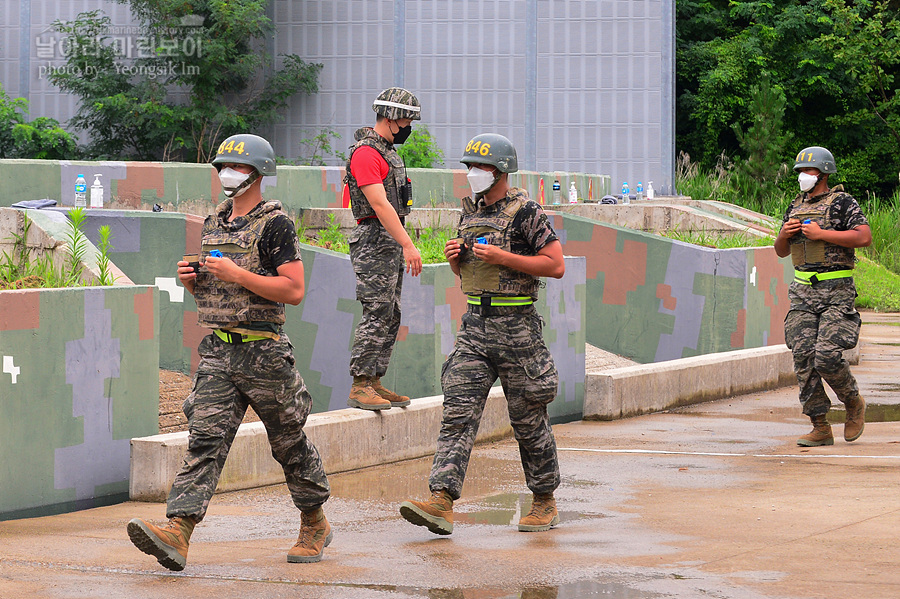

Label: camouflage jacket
[194,198,288,329]
[344,127,411,220]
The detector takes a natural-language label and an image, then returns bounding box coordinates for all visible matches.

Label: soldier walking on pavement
[127,134,332,570]
[774,146,872,446]
[343,87,423,410]
[399,134,565,535]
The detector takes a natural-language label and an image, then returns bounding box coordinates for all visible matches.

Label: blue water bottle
[622,181,630,205]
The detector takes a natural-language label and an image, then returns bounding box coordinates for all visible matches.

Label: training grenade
[803,219,811,224]
[209,250,223,258]
[476,237,487,244]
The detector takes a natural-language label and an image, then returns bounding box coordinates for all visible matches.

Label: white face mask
[219,167,253,198]
[798,172,819,192]
[467,167,496,195]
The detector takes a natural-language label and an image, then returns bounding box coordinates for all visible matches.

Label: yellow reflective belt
[467,295,534,307]
[214,329,269,343]
[793,269,853,285]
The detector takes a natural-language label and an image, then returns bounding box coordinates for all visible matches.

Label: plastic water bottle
[568,181,578,204]
[74,174,87,207]
[90,174,104,208]
[622,181,630,205]
[552,180,561,204]
[636,182,644,202]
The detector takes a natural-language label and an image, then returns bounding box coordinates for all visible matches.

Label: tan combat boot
[127,516,196,571]
[348,376,391,410]
[844,395,866,442]
[399,490,454,535]
[797,414,834,447]
[287,507,333,563]
[371,377,410,407]
[518,492,560,532]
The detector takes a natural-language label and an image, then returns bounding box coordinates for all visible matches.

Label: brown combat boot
[287,507,333,563]
[399,490,454,535]
[844,395,866,442]
[127,516,196,571]
[797,414,834,447]
[348,375,391,410]
[371,377,410,407]
[518,492,560,532]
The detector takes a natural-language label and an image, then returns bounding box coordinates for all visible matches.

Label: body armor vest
[457,188,541,298]
[344,127,411,220]
[786,185,855,270]
[194,199,287,328]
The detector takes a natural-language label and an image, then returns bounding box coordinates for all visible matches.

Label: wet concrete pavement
[2,312,899,599]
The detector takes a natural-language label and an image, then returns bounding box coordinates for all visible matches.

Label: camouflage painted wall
[0,286,159,520]
[0,159,610,215]
[552,213,792,363]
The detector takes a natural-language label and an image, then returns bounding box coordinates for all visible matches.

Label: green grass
[854,256,900,312]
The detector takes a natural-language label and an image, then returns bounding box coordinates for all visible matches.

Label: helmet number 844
[465,140,492,156]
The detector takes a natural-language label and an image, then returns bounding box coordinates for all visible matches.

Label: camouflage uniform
[430,188,560,500]
[345,127,410,378]
[782,185,868,417]
[167,199,330,521]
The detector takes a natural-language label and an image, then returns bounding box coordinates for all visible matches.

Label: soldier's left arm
[473,240,565,279]
[801,223,871,248]
[206,257,305,306]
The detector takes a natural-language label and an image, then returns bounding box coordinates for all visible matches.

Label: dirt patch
[158,369,260,434]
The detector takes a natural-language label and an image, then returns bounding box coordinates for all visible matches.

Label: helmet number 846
[465,140,491,156]
[218,140,246,155]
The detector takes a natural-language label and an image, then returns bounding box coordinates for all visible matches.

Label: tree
[48,1,322,162]
[396,125,445,168]
[0,83,78,159]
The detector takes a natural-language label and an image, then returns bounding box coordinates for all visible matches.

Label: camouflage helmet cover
[212,134,277,177]
[460,133,518,173]
[793,146,836,174]
[372,87,421,121]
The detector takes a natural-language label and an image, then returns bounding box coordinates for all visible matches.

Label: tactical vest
[457,188,541,298]
[786,185,855,270]
[344,127,411,220]
[193,199,287,328]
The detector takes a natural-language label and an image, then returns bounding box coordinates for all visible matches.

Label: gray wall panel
[1,0,674,192]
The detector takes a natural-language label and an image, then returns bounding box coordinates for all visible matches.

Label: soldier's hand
[780,218,802,240]
[801,220,824,240]
[472,241,503,264]
[404,244,422,277]
[203,256,242,283]
[444,238,464,263]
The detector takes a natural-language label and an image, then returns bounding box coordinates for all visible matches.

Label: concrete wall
[0,285,160,520]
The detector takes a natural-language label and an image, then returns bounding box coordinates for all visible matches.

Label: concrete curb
[131,344,859,501]
[584,344,858,420]
[130,388,512,502]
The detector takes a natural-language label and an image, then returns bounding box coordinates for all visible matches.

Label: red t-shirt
[341,146,390,208]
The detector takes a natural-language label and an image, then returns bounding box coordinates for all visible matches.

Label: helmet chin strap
[223,171,260,198]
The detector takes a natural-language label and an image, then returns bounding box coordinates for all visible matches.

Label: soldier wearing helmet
[400,133,565,536]
[774,145,872,447]
[343,87,424,411]
[127,133,332,570]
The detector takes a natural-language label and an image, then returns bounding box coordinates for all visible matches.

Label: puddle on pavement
[330,580,661,598]
[454,492,604,527]
[827,402,900,424]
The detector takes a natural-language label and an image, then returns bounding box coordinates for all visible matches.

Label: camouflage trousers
[348,220,404,378]
[430,306,560,500]
[167,332,330,521]
[784,279,861,417]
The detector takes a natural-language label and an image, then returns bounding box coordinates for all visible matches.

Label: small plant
[296,128,348,166]
[397,125,445,168]
[96,225,117,285]
[64,207,89,285]
[316,213,349,253]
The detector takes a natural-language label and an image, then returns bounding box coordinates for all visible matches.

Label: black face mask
[391,123,412,145]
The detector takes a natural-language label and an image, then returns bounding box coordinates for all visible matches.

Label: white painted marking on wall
[3,355,20,384]
[155,277,185,303]
[750,265,757,286]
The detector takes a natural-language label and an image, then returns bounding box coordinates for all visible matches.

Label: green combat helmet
[793,146,836,174]
[372,87,421,121]
[460,133,518,173]
[212,134,277,176]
